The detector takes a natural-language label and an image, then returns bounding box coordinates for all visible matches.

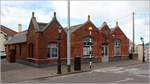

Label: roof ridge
[0,25,17,33]
[64,24,83,29]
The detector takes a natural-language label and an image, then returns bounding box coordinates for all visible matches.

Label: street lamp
[88,26,92,69]
[57,26,62,74]
[140,37,145,63]
[112,34,115,38]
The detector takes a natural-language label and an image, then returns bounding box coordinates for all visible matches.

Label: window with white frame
[83,37,93,57]
[48,43,58,58]
[114,39,121,56]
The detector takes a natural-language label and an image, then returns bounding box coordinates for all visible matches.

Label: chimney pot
[116,21,118,26]
[18,24,22,33]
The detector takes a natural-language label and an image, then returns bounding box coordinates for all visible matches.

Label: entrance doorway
[102,45,109,63]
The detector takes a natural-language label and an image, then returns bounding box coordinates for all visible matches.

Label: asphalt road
[22,62,149,83]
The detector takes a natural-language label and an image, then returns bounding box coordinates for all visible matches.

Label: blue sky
[1,0,150,44]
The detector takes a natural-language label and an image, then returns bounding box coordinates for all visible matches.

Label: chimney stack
[18,24,22,33]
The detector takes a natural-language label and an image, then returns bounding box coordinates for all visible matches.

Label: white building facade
[0,25,17,57]
[137,43,149,62]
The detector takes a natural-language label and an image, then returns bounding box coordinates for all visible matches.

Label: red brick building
[5,12,129,65]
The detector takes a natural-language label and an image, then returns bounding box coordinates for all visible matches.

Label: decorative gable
[100,22,111,41]
[111,22,128,40]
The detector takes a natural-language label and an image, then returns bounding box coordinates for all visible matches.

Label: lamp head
[58,26,62,33]
[112,34,115,37]
[140,37,144,42]
[88,26,92,31]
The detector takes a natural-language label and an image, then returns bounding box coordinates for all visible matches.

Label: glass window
[114,39,121,56]
[83,37,93,57]
[48,43,58,58]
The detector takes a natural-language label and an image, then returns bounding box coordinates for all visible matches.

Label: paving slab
[1,59,144,83]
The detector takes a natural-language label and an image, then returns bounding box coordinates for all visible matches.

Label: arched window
[114,39,121,56]
[83,37,93,57]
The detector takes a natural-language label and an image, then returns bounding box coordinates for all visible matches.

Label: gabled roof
[5,12,62,45]
[111,25,128,39]
[0,25,17,36]
[64,16,99,33]
[30,17,41,32]
[5,30,27,45]
[99,22,111,31]
[30,12,63,32]
[41,16,61,32]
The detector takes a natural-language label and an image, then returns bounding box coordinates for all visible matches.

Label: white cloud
[1,1,53,31]
[120,14,149,44]
[1,1,149,44]
[51,1,149,44]
[51,1,149,21]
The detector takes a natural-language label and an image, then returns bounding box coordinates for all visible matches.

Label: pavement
[21,63,149,83]
[1,58,148,83]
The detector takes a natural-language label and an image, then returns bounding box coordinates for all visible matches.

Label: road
[22,62,149,83]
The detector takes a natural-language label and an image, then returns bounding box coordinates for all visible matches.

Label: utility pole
[132,12,135,54]
[67,0,71,72]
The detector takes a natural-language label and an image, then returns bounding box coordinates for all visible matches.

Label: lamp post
[88,26,92,69]
[140,37,145,63]
[57,26,62,74]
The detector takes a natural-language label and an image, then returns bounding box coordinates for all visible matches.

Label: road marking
[114,78,134,83]
[93,67,124,73]
[93,67,117,72]
[135,74,148,78]
[50,72,89,80]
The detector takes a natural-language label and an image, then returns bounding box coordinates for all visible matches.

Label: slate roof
[6,31,27,45]
[64,24,83,33]
[110,28,116,32]
[37,22,48,31]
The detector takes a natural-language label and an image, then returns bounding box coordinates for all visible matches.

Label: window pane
[114,39,121,56]
[83,37,93,57]
[48,43,58,58]
[52,48,57,57]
